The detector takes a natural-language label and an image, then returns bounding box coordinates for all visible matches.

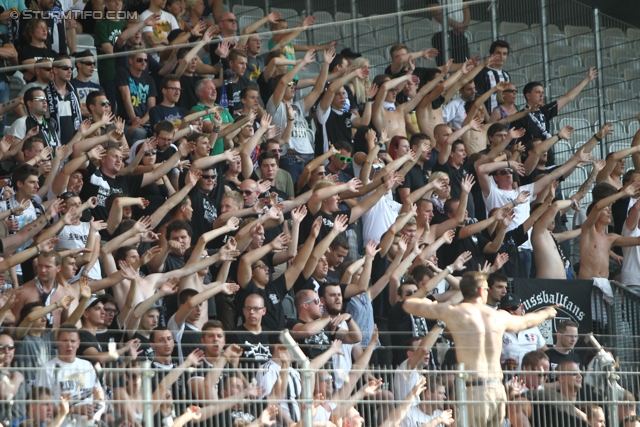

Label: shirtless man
[578,181,640,280]
[595,145,640,189]
[371,69,448,139]
[403,271,558,427]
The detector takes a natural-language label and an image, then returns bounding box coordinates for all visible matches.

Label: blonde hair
[351,57,371,104]
[312,179,336,191]
[429,171,449,183]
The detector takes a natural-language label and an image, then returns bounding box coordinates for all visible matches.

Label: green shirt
[193,102,234,155]
[94,19,124,83]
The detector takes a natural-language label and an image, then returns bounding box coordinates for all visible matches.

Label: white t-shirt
[256,360,301,421]
[394,358,423,407]
[266,98,314,154]
[400,407,442,427]
[139,10,179,61]
[8,116,28,140]
[361,191,402,244]
[0,196,40,275]
[483,181,536,250]
[331,319,355,391]
[36,357,102,424]
[442,98,466,130]
[56,222,102,281]
[621,222,640,287]
[501,326,545,369]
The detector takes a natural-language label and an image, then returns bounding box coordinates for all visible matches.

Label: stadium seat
[519,52,542,67]
[547,33,569,46]
[600,65,621,78]
[571,35,595,54]
[509,72,527,88]
[629,120,640,136]
[549,45,575,59]
[624,68,640,82]
[76,34,94,47]
[557,64,583,79]
[232,5,264,19]
[605,88,631,104]
[579,97,599,110]
[595,121,628,138]
[559,117,593,142]
[614,101,640,122]
[313,11,333,24]
[530,23,563,39]
[474,30,501,43]
[603,36,632,50]
[312,25,341,45]
[632,80,640,96]
[564,168,588,189]
[627,27,640,42]
[271,7,298,19]
[282,294,297,320]
[505,32,536,47]
[554,140,573,165]
[564,25,591,39]
[582,54,612,69]
[603,76,627,91]
[499,21,529,35]
[600,27,626,39]
[552,56,582,73]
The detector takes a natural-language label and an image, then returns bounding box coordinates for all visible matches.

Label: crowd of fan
[2,0,640,426]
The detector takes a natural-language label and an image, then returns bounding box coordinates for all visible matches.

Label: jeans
[519,249,533,279]
[124,125,149,146]
[0,81,10,136]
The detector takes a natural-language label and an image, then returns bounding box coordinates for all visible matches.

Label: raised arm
[301,214,348,279]
[523,126,573,175]
[596,145,640,184]
[557,67,598,111]
[302,47,334,112]
[140,141,194,187]
[318,68,365,113]
[270,49,316,109]
[583,182,640,229]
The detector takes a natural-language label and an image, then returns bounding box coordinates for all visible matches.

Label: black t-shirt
[188,187,220,243]
[438,225,491,274]
[79,162,144,223]
[389,298,437,366]
[114,67,158,124]
[490,224,527,278]
[240,274,289,331]
[18,45,57,78]
[370,252,392,319]
[316,107,353,156]
[299,207,353,246]
[286,318,332,359]
[226,324,273,379]
[399,162,430,193]
[513,101,559,166]
[221,74,258,114]
[148,104,187,129]
[78,329,102,365]
[545,347,583,382]
[178,74,204,111]
[433,161,476,219]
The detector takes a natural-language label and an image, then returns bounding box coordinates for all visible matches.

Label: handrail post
[306,0,314,45]
[351,0,359,54]
[396,0,404,43]
[141,360,154,427]
[490,0,498,42]
[593,8,607,160]
[540,0,552,100]
[454,364,469,427]
[281,330,313,427]
[441,0,450,64]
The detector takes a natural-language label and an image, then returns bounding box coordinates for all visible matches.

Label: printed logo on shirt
[129,77,150,107]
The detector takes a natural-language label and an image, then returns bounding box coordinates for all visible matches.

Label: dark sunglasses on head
[135,57,148,63]
[144,149,157,156]
[334,153,353,163]
[498,169,513,176]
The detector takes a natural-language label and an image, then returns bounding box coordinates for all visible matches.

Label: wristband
[288,117,294,121]
[594,134,602,142]
[346,316,353,323]
[366,97,375,102]
[9,208,13,216]
[446,265,454,274]
[506,160,510,169]
[436,320,446,329]
[381,176,385,183]
[555,133,560,140]
[36,244,41,255]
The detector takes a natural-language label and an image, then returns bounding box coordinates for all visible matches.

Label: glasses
[404,290,417,296]
[334,154,353,163]
[201,174,217,180]
[252,264,268,270]
[317,171,326,176]
[57,65,73,71]
[144,150,157,156]
[101,100,111,106]
[32,96,47,102]
[104,308,120,315]
[0,344,15,351]
[41,67,53,72]
[305,298,321,305]
[388,88,399,93]
[81,61,96,66]
[240,190,255,195]
[286,80,298,87]
[244,306,264,312]
[166,87,182,92]
[135,57,148,63]
[498,169,513,176]
[503,89,517,93]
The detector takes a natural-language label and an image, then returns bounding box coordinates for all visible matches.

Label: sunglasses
[252,264,268,270]
[223,18,238,23]
[286,80,298,87]
[81,61,96,66]
[41,67,53,72]
[305,298,321,305]
[201,174,217,179]
[317,171,326,176]
[135,57,148,63]
[240,190,254,195]
[57,65,73,71]
[32,96,47,102]
[60,191,79,199]
[334,154,353,163]
[503,89,517,93]
[144,149,157,156]
[498,169,513,176]
[101,100,111,106]
[0,344,15,351]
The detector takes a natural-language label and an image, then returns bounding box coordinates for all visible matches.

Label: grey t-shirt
[14,330,54,388]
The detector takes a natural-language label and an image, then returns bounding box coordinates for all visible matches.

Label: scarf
[35,277,58,327]
[45,80,82,142]
[525,104,552,139]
